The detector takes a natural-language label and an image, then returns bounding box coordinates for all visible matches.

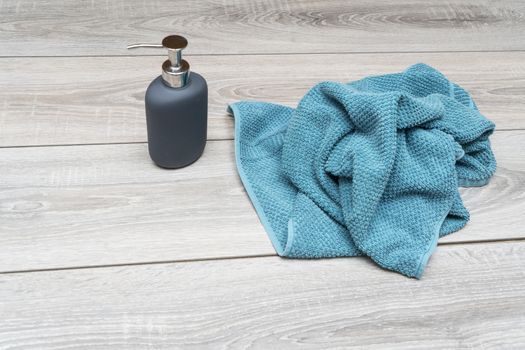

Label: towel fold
[228,64,496,278]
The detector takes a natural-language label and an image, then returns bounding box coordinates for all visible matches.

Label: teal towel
[228,64,496,278]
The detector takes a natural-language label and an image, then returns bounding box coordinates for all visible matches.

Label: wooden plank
[0,52,524,147]
[1,241,524,349]
[1,0,525,56]
[0,140,274,272]
[0,131,523,272]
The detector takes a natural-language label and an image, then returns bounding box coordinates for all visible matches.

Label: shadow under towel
[228,64,496,278]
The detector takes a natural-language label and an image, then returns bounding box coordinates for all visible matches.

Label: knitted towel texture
[228,64,496,278]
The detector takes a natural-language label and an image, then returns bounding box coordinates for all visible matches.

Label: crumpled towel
[228,64,496,278]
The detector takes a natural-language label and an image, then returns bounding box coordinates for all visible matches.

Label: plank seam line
[0,139,223,149]
[1,238,524,276]
[0,254,278,276]
[0,129,521,150]
[1,49,525,59]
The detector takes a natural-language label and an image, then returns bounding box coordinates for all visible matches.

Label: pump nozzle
[127,35,190,88]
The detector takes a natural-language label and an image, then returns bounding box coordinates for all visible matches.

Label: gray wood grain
[0,140,274,272]
[0,131,523,272]
[1,1,523,348]
[1,0,525,56]
[0,52,524,147]
[1,241,524,349]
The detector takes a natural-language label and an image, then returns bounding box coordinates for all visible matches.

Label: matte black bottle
[129,35,208,168]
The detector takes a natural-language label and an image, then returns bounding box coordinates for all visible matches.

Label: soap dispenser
[128,35,208,169]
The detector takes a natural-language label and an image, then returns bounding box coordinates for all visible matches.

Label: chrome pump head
[127,35,190,88]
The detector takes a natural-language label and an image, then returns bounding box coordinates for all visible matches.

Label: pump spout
[126,43,164,49]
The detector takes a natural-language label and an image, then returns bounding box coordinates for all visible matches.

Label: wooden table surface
[1,0,524,348]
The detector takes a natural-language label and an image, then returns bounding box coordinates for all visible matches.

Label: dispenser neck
[162,59,190,88]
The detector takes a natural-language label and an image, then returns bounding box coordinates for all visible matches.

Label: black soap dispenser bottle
[128,35,207,168]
